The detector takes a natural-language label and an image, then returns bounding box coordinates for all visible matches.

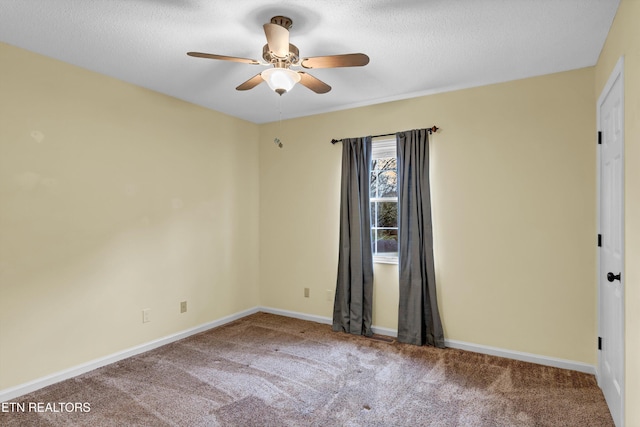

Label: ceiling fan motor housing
[263,43,299,65]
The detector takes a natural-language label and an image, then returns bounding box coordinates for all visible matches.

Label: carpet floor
[1,312,614,426]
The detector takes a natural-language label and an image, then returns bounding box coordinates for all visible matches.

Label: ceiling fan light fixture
[261,68,301,95]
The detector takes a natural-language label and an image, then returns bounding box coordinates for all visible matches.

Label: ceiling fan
[187,16,370,96]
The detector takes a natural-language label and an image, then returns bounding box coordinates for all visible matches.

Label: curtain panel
[396,129,445,347]
[333,137,374,337]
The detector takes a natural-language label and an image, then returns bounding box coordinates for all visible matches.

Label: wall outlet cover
[142,308,150,323]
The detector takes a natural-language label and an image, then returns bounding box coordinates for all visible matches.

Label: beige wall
[595,0,640,424]
[0,43,260,390]
[260,68,597,364]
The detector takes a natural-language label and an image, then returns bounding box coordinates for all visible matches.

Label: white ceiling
[0,0,620,124]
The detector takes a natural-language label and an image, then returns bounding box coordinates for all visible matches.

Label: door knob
[607,272,621,282]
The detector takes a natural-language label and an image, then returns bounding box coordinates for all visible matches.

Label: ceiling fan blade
[187,52,260,65]
[298,72,331,94]
[263,23,290,58]
[301,53,370,69]
[236,73,264,91]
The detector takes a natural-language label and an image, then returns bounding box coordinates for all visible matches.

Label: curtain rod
[330,126,439,144]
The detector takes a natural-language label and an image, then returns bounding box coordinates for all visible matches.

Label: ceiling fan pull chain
[274,96,283,148]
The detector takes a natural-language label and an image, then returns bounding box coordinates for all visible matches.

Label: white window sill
[373,257,398,265]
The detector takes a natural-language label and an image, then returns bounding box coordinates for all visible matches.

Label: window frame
[370,138,398,264]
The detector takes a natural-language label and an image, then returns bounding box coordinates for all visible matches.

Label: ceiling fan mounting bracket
[270,16,293,30]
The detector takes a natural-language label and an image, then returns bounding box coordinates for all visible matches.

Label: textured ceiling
[0,0,620,124]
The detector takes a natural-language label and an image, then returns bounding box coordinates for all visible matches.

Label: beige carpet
[1,313,613,426]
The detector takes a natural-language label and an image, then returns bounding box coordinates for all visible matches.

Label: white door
[598,57,624,427]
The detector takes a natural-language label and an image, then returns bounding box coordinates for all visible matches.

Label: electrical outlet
[180,301,187,313]
[326,289,333,302]
[142,308,150,323]
[304,287,310,298]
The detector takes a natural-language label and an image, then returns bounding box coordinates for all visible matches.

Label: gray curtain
[396,129,445,347]
[333,137,374,337]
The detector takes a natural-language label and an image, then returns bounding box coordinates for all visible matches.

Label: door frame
[596,55,625,425]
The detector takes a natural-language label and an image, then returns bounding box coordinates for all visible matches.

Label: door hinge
[598,336,602,350]
[598,131,602,145]
[598,234,602,247]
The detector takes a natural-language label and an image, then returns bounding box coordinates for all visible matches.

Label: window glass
[370,140,398,262]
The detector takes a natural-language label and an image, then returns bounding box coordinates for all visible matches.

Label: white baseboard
[370,325,397,337]
[1,306,596,402]
[259,306,332,325]
[0,307,260,403]
[444,339,596,375]
[259,306,596,375]
[257,306,397,337]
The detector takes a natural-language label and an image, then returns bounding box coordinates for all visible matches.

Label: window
[370,139,398,263]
